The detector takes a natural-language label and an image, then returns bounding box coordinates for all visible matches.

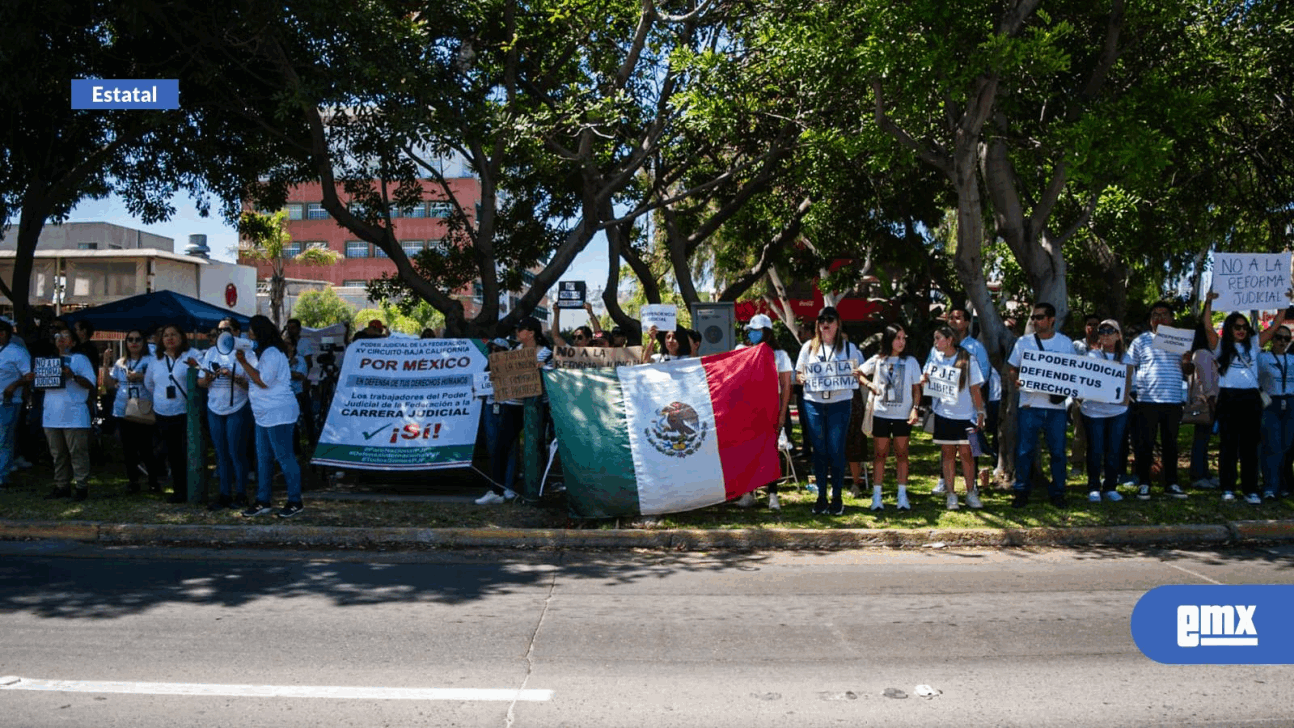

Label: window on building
[305,241,328,251]
[427,238,447,252]
[533,306,549,322]
[345,241,370,258]
[521,270,536,286]
[429,202,453,218]
[401,240,423,257]
[374,244,389,258]
[404,202,427,218]
[348,202,366,216]
[286,203,304,220]
[77,242,98,250]
[306,203,328,220]
[284,242,303,257]
[342,279,368,288]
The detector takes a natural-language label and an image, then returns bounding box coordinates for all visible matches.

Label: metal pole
[185,366,204,504]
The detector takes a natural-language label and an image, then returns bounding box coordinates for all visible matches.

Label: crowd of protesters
[5,291,1293,520]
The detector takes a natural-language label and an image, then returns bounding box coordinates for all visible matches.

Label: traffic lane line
[0,676,552,702]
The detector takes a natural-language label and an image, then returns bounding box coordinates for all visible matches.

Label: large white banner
[1017,349,1132,404]
[311,338,488,471]
[803,359,859,393]
[1211,252,1292,312]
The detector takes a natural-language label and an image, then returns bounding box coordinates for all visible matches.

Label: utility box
[690,302,735,356]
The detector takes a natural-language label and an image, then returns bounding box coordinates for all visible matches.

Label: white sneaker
[1166,484,1189,499]
[870,491,883,511]
[1244,492,1262,505]
[965,489,983,509]
[1088,490,1101,503]
[768,493,780,511]
[474,491,505,505]
[734,492,756,508]
[1104,490,1123,502]
[946,493,959,511]
[896,491,911,511]
[1137,484,1151,500]
[931,478,947,495]
[1221,491,1236,503]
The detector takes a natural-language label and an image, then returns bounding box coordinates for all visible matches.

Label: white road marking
[1162,560,1225,585]
[0,676,552,702]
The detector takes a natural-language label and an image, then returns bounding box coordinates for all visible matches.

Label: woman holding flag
[795,306,860,516]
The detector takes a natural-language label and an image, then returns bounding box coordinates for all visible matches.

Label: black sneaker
[830,504,845,516]
[206,494,232,512]
[1011,491,1029,509]
[811,501,829,515]
[231,493,249,509]
[240,502,273,517]
[44,487,71,500]
[276,502,304,519]
[1049,494,1068,509]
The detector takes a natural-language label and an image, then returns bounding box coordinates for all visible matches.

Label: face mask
[748,331,763,344]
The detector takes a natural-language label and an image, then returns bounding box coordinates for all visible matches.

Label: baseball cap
[746,313,773,330]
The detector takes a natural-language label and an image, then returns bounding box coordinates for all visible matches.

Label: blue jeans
[1190,422,1215,482]
[255,423,302,505]
[208,404,252,498]
[1083,412,1128,493]
[0,401,19,483]
[804,399,851,505]
[486,404,523,494]
[1261,397,1294,494]
[1014,406,1068,498]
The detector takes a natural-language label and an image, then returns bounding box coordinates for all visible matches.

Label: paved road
[1,541,1292,727]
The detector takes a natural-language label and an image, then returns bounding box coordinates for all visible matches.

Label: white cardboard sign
[1017,349,1132,405]
[640,304,678,333]
[1151,325,1194,356]
[1211,252,1291,312]
[803,359,859,393]
[923,364,961,403]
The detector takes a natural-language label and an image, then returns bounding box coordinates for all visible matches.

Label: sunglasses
[1030,313,1049,321]
[572,335,587,341]
[819,316,838,324]
[125,336,144,343]
[1097,327,1117,335]
[1232,324,1249,331]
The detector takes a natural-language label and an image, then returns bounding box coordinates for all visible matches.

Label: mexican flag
[543,344,781,519]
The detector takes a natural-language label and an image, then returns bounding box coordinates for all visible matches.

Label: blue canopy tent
[61,290,252,334]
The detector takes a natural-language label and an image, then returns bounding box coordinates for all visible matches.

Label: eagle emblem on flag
[644,401,707,457]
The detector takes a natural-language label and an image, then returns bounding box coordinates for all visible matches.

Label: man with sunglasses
[1127,301,1191,500]
[1007,302,1074,508]
[1259,324,1294,499]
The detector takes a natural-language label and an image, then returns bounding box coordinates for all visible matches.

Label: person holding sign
[476,316,553,506]
[1259,324,1294,500]
[1126,302,1192,501]
[551,301,603,348]
[857,324,922,511]
[641,325,692,363]
[795,307,860,516]
[107,329,158,493]
[144,324,202,504]
[922,326,986,510]
[41,323,97,501]
[1079,320,1132,503]
[1006,302,1074,508]
[1201,291,1287,504]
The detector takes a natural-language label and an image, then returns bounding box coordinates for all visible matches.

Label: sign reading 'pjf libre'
[1017,349,1132,404]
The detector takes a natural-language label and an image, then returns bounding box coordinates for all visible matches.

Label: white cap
[746,313,773,330]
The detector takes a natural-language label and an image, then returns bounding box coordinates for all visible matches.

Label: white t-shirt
[0,341,31,405]
[860,355,921,420]
[925,349,985,420]
[110,356,152,419]
[1215,343,1260,390]
[202,347,250,416]
[1008,332,1076,410]
[1079,349,1131,419]
[43,353,96,429]
[144,349,200,417]
[795,340,860,405]
[247,347,300,428]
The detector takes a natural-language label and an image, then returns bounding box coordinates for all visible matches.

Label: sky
[64,192,616,313]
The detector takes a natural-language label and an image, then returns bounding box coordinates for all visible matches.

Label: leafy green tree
[292,286,354,329]
[238,210,339,326]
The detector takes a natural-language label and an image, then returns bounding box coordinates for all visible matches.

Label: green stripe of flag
[543,368,640,518]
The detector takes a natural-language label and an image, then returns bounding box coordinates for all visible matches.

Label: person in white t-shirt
[199,317,252,511]
[236,315,304,519]
[143,323,202,504]
[476,316,553,505]
[732,314,793,510]
[641,325,691,363]
[1201,291,1287,503]
[921,326,987,510]
[41,322,98,500]
[1079,320,1132,503]
[0,318,31,492]
[1006,302,1075,509]
[857,323,921,511]
[107,328,158,493]
[795,306,860,516]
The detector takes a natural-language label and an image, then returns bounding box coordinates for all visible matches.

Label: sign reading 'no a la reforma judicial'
[1211,252,1292,312]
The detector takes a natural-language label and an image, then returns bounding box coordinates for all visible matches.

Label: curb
[2,519,1292,551]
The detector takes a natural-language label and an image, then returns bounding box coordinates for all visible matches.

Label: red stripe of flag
[702,345,782,500]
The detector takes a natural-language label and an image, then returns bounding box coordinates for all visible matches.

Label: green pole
[523,396,541,501]
[186,366,204,504]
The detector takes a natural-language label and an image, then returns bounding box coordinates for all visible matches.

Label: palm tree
[238,210,339,326]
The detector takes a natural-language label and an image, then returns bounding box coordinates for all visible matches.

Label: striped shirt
[1128,332,1184,404]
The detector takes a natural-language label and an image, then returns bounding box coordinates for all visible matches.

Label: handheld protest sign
[556,281,587,309]
[1211,252,1292,312]
[1151,325,1194,356]
[923,364,961,403]
[551,345,644,369]
[1018,349,1132,405]
[803,359,859,393]
[33,357,65,389]
[489,348,544,400]
[640,304,678,333]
